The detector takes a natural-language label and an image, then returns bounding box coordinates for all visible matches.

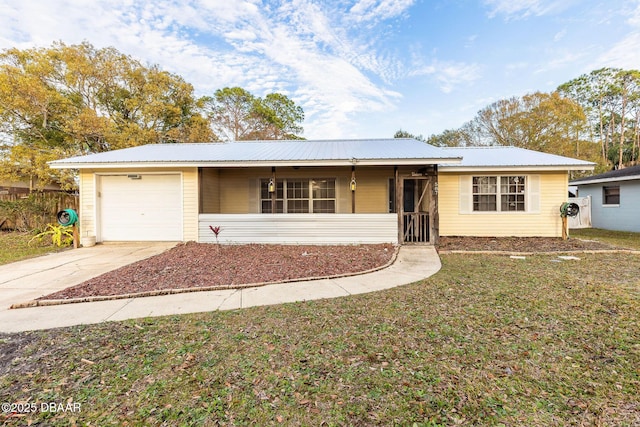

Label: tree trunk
[619,92,627,169]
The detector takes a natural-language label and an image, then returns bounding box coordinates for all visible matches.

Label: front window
[473,176,526,212]
[500,176,526,211]
[260,180,284,213]
[473,176,497,211]
[311,179,336,213]
[603,185,620,205]
[261,178,335,213]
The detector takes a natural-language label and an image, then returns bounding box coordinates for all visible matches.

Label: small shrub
[29,224,74,247]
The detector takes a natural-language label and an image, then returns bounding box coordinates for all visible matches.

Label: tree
[252,93,304,140]
[462,92,590,156]
[394,129,426,141]
[0,42,215,191]
[426,129,469,147]
[559,68,640,168]
[206,87,304,141]
[205,87,257,141]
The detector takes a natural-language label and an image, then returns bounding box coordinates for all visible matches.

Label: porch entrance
[398,173,437,245]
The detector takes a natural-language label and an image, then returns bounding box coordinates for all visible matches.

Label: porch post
[271,166,276,213]
[351,165,356,213]
[396,167,403,244]
[430,165,439,244]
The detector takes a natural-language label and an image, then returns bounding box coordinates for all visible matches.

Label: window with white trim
[472,176,526,212]
[500,176,526,211]
[472,176,497,211]
[260,179,336,213]
[603,185,620,205]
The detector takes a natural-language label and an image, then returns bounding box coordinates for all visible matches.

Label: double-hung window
[260,178,336,213]
[500,176,526,211]
[472,177,497,211]
[603,185,620,205]
[472,176,526,212]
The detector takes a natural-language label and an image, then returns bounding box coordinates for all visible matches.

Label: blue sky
[1,0,639,140]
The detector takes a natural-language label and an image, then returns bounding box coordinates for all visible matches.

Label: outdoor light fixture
[350,166,356,191]
[268,178,275,193]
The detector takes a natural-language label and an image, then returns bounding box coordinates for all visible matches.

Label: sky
[1,0,639,140]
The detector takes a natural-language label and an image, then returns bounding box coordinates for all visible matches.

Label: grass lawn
[570,228,640,250]
[1,249,638,425]
[0,231,66,265]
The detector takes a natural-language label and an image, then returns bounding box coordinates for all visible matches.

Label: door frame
[395,166,438,245]
[96,172,184,242]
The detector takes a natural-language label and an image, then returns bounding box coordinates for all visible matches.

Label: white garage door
[98,174,183,241]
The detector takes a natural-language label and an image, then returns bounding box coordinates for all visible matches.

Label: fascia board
[439,165,595,173]
[49,157,463,169]
[572,175,640,185]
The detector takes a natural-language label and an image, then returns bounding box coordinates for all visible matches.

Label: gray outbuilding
[571,165,640,232]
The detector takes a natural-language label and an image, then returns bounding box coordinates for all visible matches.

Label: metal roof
[439,146,595,171]
[570,164,640,185]
[49,138,462,168]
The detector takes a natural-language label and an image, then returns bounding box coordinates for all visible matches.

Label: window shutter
[528,175,540,213]
[459,175,472,214]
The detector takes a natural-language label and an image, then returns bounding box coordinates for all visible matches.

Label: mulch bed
[436,236,618,252]
[39,243,395,300]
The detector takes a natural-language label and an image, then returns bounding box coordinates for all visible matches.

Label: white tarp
[568,196,591,229]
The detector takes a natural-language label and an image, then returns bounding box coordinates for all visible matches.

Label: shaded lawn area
[1,252,638,426]
[0,231,65,265]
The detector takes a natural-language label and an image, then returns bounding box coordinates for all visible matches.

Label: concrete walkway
[0,244,441,333]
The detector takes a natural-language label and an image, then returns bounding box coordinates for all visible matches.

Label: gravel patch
[39,243,395,300]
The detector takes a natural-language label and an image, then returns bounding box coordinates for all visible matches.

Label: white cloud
[595,31,640,70]
[349,0,416,23]
[483,0,567,20]
[593,1,640,70]
[554,29,566,42]
[625,0,640,26]
[0,0,416,139]
[535,51,587,74]
[410,60,482,93]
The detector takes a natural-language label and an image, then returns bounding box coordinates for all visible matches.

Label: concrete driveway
[0,242,177,311]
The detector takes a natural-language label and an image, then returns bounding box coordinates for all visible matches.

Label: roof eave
[439,164,595,172]
[49,157,463,169]
[571,175,640,185]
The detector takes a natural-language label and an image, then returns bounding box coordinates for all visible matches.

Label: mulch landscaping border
[10,246,400,309]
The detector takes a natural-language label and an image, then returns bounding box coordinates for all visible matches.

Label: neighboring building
[49,139,594,244]
[0,180,63,195]
[570,165,640,232]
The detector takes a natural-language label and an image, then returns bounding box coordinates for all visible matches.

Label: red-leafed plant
[209,225,222,245]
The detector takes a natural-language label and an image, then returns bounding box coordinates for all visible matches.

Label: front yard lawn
[1,250,638,425]
[0,231,65,265]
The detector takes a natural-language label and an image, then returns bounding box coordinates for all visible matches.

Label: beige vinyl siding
[214,166,394,214]
[218,168,261,213]
[439,171,568,237]
[354,167,394,213]
[78,170,96,240]
[200,168,220,213]
[79,167,198,241]
[182,168,198,241]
